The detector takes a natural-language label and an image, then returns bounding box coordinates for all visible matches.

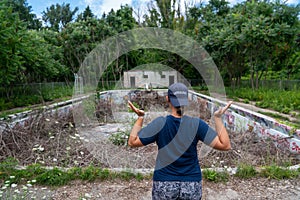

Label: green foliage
[1,0,300,112]
[0,2,25,88]
[60,17,115,74]
[109,131,130,146]
[76,6,94,21]
[106,4,136,32]
[0,108,30,119]
[115,171,137,181]
[191,85,208,93]
[40,84,73,102]
[260,165,299,180]
[258,111,294,125]
[243,99,250,104]
[35,167,72,186]
[235,164,257,179]
[4,0,42,29]
[0,157,18,180]
[200,0,300,88]
[79,166,100,182]
[202,169,229,182]
[0,162,147,187]
[0,2,69,95]
[135,173,144,181]
[0,84,72,112]
[1,158,299,189]
[24,164,47,178]
[42,3,78,31]
[226,87,300,114]
[98,168,110,180]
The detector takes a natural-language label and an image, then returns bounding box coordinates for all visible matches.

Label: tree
[0,1,67,99]
[142,5,161,27]
[4,0,42,29]
[60,17,114,74]
[240,1,299,88]
[155,0,175,28]
[42,3,78,31]
[105,5,136,32]
[199,0,300,88]
[76,6,95,21]
[144,0,183,29]
[0,3,25,96]
[207,0,230,17]
[20,30,69,83]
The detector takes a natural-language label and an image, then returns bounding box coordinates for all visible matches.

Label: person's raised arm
[210,101,232,151]
[127,101,144,147]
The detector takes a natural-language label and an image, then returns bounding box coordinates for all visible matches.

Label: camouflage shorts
[152,181,202,200]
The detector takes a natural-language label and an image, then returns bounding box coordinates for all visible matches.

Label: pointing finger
[222,101,233,114]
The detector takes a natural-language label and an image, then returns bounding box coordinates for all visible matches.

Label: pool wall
[189,91,300,155]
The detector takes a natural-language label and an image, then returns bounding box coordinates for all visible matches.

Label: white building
[123,64,180,88]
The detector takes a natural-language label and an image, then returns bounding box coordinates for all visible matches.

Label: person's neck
[171,108,182,118]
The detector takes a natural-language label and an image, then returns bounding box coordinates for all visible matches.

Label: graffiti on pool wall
[190,91,300,154]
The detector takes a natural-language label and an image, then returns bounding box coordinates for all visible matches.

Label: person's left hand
[128,101,145,117]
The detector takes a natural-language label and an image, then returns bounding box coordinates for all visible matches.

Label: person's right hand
[214,101,233,118]
[128,101,145,117]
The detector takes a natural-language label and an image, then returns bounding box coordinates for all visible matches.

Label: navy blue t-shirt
[138,115,217,182]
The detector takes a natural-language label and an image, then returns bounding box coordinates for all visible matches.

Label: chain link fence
[1,79,298,99]
[239,80,300,90]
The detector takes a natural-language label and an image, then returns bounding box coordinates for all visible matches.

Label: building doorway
[130,77,136,88]
[169,75,174,86]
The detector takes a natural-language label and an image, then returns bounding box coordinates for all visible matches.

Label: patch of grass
[243,99,250,104]
[0,158,18,182]
[226,87,300,114]
[0,85,73,113]
[114,171,139,181]
[191,85,208,92]
[260,165,300,180]
[258,111,289,121]
[258,112,300,129]
[35,167,72,186]
[202,169,229,182]
[0,159,148,187]
[2,158,299,188]
[80,165,100,182]
[0,108,31,119]
[235,164,257,179]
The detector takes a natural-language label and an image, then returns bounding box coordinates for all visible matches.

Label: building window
[143,74,148,78]
[161,74,166,78]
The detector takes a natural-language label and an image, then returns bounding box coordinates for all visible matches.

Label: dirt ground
[31,176,300,200]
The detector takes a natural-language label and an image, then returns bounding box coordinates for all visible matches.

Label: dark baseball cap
[168,83,188,107]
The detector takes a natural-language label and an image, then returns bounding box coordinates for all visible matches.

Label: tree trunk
[250,50,255,89]
[255,70,259,89]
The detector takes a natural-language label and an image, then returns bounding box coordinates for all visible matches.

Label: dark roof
[128,63,175,72]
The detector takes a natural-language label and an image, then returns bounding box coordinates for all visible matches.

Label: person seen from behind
[128,82,232,200]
